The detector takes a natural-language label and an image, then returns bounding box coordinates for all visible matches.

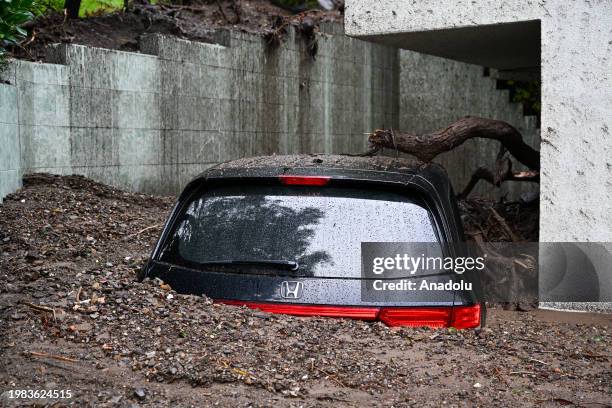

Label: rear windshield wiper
[196,260,299,271]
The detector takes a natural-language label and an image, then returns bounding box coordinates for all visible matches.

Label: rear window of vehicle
[159,185,441,278]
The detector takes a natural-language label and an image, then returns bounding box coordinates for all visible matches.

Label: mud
[0,174,610,407]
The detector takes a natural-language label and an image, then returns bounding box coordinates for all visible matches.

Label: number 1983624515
[6,389,72,399]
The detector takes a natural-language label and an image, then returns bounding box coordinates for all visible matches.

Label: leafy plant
[501,79,541,116]
[0,0,37,67]
[80,0,123,17]
[35,0,126,17]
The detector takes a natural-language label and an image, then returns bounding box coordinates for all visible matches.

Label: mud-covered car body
[141,155,484,328]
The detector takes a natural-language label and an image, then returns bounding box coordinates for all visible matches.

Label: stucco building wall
[346,0,612,242]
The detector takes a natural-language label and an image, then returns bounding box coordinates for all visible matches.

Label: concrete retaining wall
[1,24,399,198]
[0,64,21,202]
[1,23,541,202]
[400,51,540,198]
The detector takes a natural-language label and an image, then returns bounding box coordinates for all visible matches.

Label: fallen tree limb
[367,116,540,170]
[458,166,539,199]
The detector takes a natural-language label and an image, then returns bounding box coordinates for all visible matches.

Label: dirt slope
[9,0,342,62]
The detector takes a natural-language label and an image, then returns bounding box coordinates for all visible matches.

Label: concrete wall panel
[0,82,19,192]
[20,125,71,170]
[0,27,399,199]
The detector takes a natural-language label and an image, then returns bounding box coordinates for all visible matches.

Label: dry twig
[123,224,161,240]
[316,367,346,388]
[489,208,521,242]
[28,351,78,363]
[23,301,56,320]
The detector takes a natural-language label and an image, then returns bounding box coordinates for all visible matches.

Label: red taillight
[279,175,331,186]
[216,300,379,320]
[450,304,481,329]
[379,307,452,328]
[217,300,481,329]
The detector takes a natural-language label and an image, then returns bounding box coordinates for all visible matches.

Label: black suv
[141,155,483,328]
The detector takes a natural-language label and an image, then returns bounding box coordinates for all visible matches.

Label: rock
[75,322,93,331]
[134,387,146,400]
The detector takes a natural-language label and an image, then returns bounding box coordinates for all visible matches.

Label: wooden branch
[489,208,521,242]
[368,116,540,170]
[23,301,58,321]
[458,166,539,199]
[122,224,162,241]
[29,351,78,363]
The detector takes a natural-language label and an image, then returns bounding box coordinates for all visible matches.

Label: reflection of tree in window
[172,195,331,275]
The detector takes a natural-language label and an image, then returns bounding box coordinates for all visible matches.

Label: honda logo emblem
[280,281,303,299]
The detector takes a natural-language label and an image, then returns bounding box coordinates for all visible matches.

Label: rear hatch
[145,176,480,327]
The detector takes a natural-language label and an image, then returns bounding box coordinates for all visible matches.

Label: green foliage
[79,0,123,17]
[37,0,123,16]
[0,0,37,66]
[37,0,63,12]
[503,79,541,115]
[40,0,161,17]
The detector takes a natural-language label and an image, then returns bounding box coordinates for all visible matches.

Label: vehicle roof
[195,154,451,186]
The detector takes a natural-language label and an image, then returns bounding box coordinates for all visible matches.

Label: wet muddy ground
[0,174,610,407]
